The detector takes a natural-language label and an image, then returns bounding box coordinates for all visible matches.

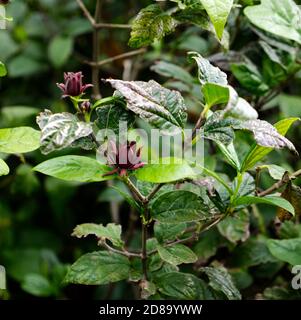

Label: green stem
[141,204,149,280]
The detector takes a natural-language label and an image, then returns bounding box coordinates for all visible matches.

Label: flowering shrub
[1,0,301,300]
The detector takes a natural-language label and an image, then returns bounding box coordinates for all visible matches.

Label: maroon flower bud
[56,72,93,98]
[103,141,144,177]
[79,101,91,113]
[0,1,10,5]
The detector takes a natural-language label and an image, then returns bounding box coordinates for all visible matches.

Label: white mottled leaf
[189,51,228,85]
[236,120,296,152]
[105,79,187,134]
[129,4,177,48]
[37,110,93,154]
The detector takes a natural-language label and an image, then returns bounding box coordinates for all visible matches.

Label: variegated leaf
[105,79,187,135]
[37,110,93,154]
[235,120,297,152]
[188,51,228,86]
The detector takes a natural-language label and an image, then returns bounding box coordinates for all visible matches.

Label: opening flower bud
[56,72,93,98]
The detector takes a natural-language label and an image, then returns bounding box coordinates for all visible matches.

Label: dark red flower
[0,1,10,5]
[103,141,144,177]
[56,72,93,98]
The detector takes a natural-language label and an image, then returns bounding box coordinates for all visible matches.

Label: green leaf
[200,266,241,300]
[151,61,194,85]
[199,0,233,40]
[37,110,93,154]
[263,286,301,300]
[235,196,295,216]
[193,228,222,260]
[241,118,299,171]
[34,156,114,182]
[151,190,209,223]
[11,164,39,196]
[173,3,211,31]
[217,211,250,244]
[157,244,197,266]
[194,163,232,194]
[279,95,301,118]
[202,83,229,107]
[189,52,228,85]
[230,62,269,95]
[129,4,177,48]
[0,158,9,176]
[7,56,47,78]
[140,280,157,299]
[171,0,202,9]
[259,41,285,68]
[95,104,135,136]
[154,222,187,243]
[216,142,240,170]
[244,0,301,45]
[48,36,73,68]
[267,239,301,265]
[0,106,40,127]
[111,186,141,212]
[21,274,54,297]
[0,127,40,154]
[260,164,287,180]
[135,158,195,183]
[2,249,59,283]
[0,61,7,77]
[231,236,278,268]
[105,79,187,134]
[156,272,213,299]
[72,223,124,248]
[233,173,255,198]
[64,251,130,285]
[203,112,240,145]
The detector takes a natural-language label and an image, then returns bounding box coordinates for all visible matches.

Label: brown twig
[94,22,131,29]
[141,205,149,280]
[92,0,102,99]
[124,207,138,246]
[147,214,225,255]
[123,176,146,203]
[255,167,261,196]
[76,0,95,25]
[99,239,141,258]
[84,48,146,68]
[76,0,131,29]
[258,169,301,197]
[146,184,164,202]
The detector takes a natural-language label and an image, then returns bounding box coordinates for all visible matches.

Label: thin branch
[258,169,301,197]
[76,0,131,30]
[124,207,138,246]
[124,176,146,203]
[255,167,261,196]
[76,0,95,26]
[141,205,148,280]
[146,184,164,202]
[84,48,146,68]
[99,240,141,258]
[94,22,131,29]
[147,215,225,255]
[92,0,102,99]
